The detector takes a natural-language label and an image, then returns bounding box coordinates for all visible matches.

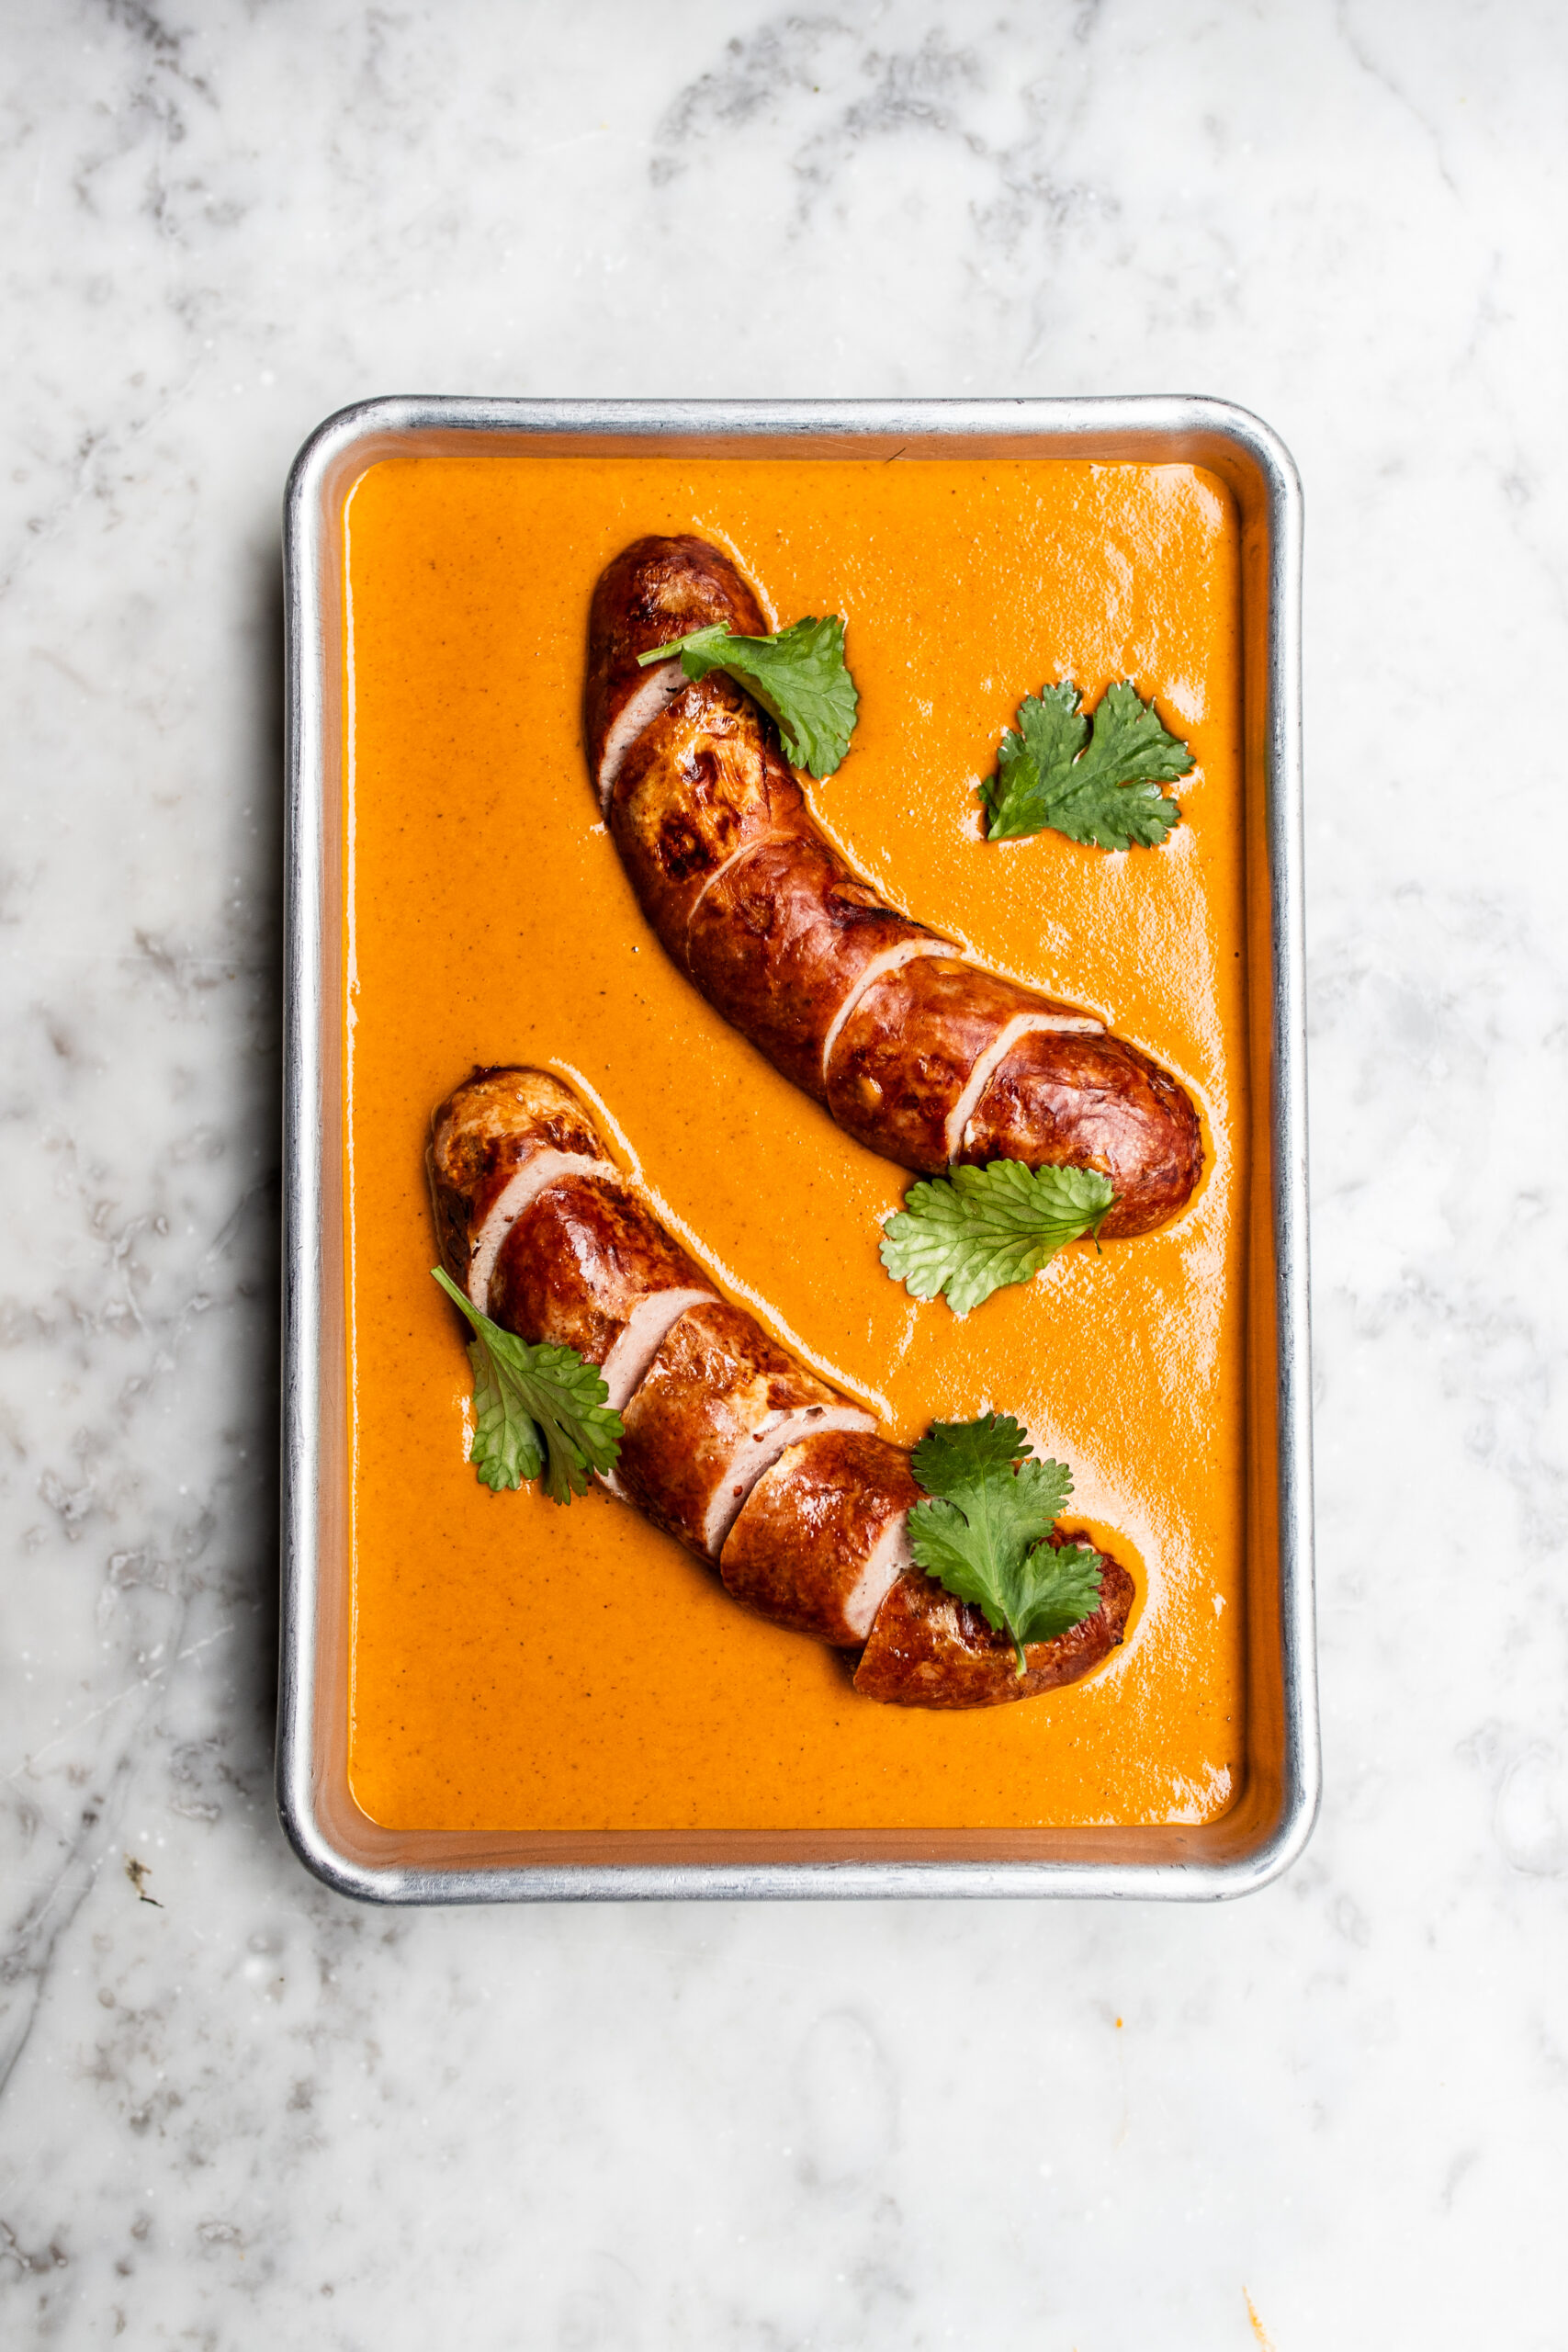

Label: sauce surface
[344,455,1246,1832]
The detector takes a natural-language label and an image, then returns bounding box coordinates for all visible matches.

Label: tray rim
[279,393,1316,1904]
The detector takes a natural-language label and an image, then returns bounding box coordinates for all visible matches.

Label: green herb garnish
[637,615,859,778]
[908,1414,1103,1676]
[880,1159,1116,1315]
[432,1267,622,1502]
[980,680,1193,848]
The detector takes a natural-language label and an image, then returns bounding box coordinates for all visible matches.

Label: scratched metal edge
[276,396,1317,1905]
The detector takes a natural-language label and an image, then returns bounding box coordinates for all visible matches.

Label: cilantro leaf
[981,680,1193,849]
[908,1414,1102,1675]
[431,1267,622,1503]
[637,616,859,778]
[1009,1544,1106,1648]
[880,1159,1116,1315]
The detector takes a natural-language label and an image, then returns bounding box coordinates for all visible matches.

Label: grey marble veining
[1,1,1564,2344]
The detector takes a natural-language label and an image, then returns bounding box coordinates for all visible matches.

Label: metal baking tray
[279,396,1315,1903]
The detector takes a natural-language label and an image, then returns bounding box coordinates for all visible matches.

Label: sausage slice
[957,1026,1203,1238]
[720,1430,919,1645]
[586,533,770,807]
[609,674,816,946]
[616,1300,875,1559]
[687,835,945,1102]
[823,955,1095,1173]
[427,1066,611,1306]
[853,1544,1135,1709]
[488,1171,716,1411]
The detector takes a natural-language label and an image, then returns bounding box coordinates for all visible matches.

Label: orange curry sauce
[344,456,1246,1833]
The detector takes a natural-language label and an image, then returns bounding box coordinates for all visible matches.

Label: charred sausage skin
[586,536,1202,1238]
[430,1067,1132,1707]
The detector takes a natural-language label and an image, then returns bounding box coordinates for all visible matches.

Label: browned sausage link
[853,1543,1135,1709]
[429,1066,1132,1707]
[586,536,1203,1236]
[429,1066,872,1561]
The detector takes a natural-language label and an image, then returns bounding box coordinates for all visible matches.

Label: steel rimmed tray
[279,395,1315,1903]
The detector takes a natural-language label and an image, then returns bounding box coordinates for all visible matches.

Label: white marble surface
[2,0,1565,2342]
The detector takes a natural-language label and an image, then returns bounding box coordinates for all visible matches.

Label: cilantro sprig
[980,681,1194,849]
[880,1159,1116,1315]
[908,1415,1103,1676]
[431,1267,622,1503]
[637,615,859,778]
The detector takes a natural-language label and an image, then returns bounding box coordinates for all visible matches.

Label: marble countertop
[3,3,1564,2343]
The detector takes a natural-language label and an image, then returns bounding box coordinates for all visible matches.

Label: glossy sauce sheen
[344,456,1246,1832]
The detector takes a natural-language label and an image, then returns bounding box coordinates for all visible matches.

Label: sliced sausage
[427,1066,612,1306]
[687,835,944,1102]
[587,535,1202,1235]
[429,1065,1134,1710]
[616,1300,875,1560]
[852,1542,1135,1709]
[586,533,770,808]
[608,673,816,947]
[824,954,1089,1173]
[957,1026,1203,1238]
[720,1430,920,1645]
[488,1172,716,1411]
